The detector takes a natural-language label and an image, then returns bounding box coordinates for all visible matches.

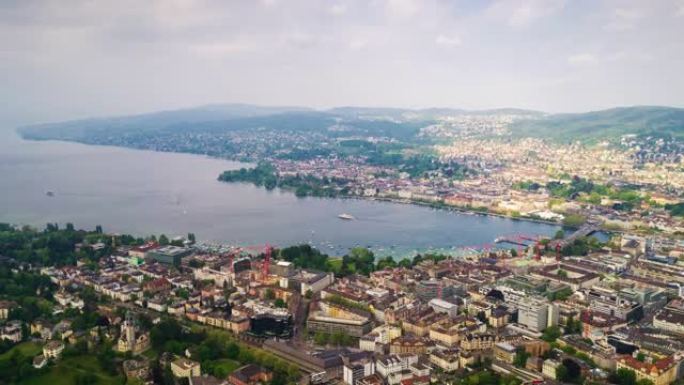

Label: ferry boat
[338,213,355,220]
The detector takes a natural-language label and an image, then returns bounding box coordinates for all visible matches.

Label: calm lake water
[0,128,560,258]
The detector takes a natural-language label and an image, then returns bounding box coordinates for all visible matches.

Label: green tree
[226,342,240,359]
[541,326,562,342]
[563,214,587,228]
[314,332,328,345]
[513,348,531,367]
[611,368,637,385]
[556,365,569,382]
[159,234,169,246]
[264,288,275,300]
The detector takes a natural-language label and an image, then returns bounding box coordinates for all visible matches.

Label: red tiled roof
[619,355,675,373]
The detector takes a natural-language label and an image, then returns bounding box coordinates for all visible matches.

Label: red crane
[228,252,235,273]
[262,244,272,277]
[232,244,274,278]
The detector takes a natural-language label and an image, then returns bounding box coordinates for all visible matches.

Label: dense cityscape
[1,217,684,385]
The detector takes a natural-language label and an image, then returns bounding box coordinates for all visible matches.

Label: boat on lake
[338,213,355,220]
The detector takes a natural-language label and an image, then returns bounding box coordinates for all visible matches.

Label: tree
[564,316,582,334]
[314,332,328,345]
[159,234,169,246]
[376,256,397,270]
[563,214,587,228]
[226,342,240,359]
[188,259,204,268]
[556,365,569,382]
[611,368,637,385]
[264,288,275,300]
[513,348,530,367]
[176,288,190,299]
[541,326,562,342]
[274,298,286,308]
[554,230,565,239]
[398,258,413,268]
[96,343,118,375]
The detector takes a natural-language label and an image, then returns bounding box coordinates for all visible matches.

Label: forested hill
[510,106,684,142]
[17,104,684,146]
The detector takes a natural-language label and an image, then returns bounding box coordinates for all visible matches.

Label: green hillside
[510,106,684,142]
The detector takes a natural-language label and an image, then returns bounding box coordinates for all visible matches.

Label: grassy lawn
[18,356,125,385]
[326,258,343,271]
[209,358,242,377]
[0,341,42,361]
[141,348,158,360]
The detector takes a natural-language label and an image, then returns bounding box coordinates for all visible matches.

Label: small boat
[338,213,355,220]
[46,191,55,197]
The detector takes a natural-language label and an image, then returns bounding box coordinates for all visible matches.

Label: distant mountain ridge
[17,104,684,143]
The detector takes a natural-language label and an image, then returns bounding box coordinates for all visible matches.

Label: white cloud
[435,34,461,47]
[384,0,420,19]
[604,8,644,31]
[487,0,566,28]
[191,41,255,56]
[284,32,318,49]
[568,53,597,66]
[348,39,368,50]
[329,4,347,16]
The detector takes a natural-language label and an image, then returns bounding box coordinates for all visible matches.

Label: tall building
[517,297,558,332]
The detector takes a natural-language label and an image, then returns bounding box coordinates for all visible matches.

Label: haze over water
[0,128,559,258]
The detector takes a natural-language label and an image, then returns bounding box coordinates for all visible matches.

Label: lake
[0,128,560,258]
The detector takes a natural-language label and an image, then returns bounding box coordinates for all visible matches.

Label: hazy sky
[1,0,683,124]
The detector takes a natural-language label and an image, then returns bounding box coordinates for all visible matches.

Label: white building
[1,321,22,343]
[429,298,459,317]
[542,359,561,379]
[43,340,65,359]
[343,359,375,385]
[518,297,558,332]
[376,354,418,381]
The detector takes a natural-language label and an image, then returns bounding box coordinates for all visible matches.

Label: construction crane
[262,244,272,278]
[229,244,274,280]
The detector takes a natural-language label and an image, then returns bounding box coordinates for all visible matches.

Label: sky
[1,0,683,125]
